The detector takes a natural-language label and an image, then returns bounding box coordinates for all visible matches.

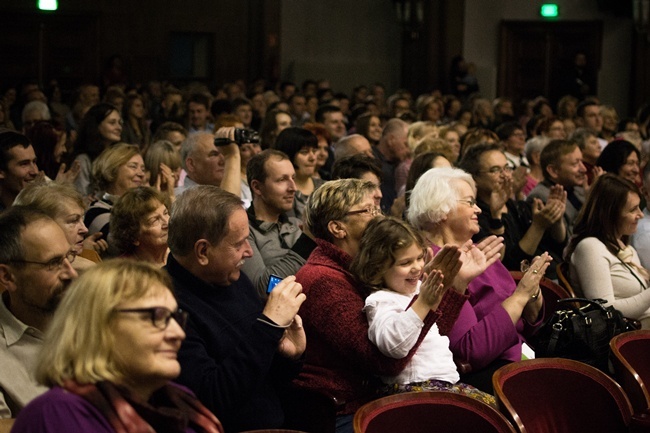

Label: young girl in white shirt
[351,216,494,404]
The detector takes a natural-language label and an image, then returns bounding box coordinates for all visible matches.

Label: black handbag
[532,298,631,373]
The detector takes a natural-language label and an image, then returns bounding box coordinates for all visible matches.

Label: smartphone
[266,274,282,294]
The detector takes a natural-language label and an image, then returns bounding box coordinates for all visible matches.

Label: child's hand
[418,270,445,311]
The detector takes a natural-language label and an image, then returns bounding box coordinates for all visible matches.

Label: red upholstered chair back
[353,391,516,433]
[610,330,650,414]
[493,358,633,433]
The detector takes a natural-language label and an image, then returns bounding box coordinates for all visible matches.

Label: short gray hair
[180,132,212,170]
[524,136,551,162]
[168,185,243,257]
[407,167,475,230]
[22,101,51,123]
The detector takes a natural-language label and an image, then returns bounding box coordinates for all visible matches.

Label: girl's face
[383,243,425,296]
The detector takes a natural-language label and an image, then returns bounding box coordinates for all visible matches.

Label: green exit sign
[38,0,58,10]
[540,4,559,17]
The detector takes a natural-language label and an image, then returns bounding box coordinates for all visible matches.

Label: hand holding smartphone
[266,274,282,294]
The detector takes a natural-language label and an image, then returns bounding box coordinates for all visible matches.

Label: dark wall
[0,0,279,92]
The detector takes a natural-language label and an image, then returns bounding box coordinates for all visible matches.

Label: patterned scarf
[62,380,223,433]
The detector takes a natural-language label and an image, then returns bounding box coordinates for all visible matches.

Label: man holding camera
[241,149,317,299]
[174,128,241,197]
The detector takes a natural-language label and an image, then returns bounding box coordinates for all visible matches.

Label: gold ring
[532,269,539,274]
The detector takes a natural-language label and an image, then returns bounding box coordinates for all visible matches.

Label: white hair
[407,167,475,229]
[22,101,51,122]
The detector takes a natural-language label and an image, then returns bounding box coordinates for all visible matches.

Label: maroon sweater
[294,240,468,414]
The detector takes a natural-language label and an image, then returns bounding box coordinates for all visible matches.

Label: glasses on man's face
[345,206,382,217]
[457,198,478,207]
[116,307,188,330]
[9,251,76,272]
[479,165,514,175]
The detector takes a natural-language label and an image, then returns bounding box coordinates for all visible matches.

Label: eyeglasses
[479,165,514,175]
[345,207,382,217]
[457,198,478,207]
[9,251,76,271]
[115,307,188,330]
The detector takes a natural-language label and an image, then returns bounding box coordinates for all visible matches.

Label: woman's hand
[154,163,176,203]
[502,252,551,324]
[55,160,81,184]
[453,236,503,290]
[278,314,306,360]
[83,232,109,254]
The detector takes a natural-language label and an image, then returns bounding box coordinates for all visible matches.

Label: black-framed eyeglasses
[345,207,382,217]
[457,198,478,207]
[479,165,514,175]
[9,251,76,271]
[116,307,188,330]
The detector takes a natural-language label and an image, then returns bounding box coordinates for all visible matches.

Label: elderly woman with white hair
[408,167,551,393]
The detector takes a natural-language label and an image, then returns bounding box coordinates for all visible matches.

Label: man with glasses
[241,150,317,299]
[0,206,78,418]
[459,142,567,278]
[165,185,305,432]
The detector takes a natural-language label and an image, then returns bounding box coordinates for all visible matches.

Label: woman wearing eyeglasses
[11,259,224,433]
[458,142,567,279]
[408,166,551,393]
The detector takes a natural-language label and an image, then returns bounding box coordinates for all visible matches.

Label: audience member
[571,127,602,186]
[152,121,187,153]
[526,139,587,236]
[11,259,224,433]
[576,100,607,149]
[71,103,123,195]
[121,94,151,150]
[14,182,106,269]
[459,143,566,278]
[175,129,241,197]
[241,150,317,298]
[373,118,409,212]
[334,134,374,161]
[596,139,641,185]
[165,186,305,432]
[315,104,347,143]
[0,129,38,212]
[632,163,650,269]
[0,207,78,417]
[408,167,549,392]
[260,108,292,149]
[186,93,214,134]
[85,143,144,242]
[566,174,650,328]
[352,217,494,405]
[274,127,325,219]
[355,113,383,146]
[110,186,170,266]
[303,122,333,180]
